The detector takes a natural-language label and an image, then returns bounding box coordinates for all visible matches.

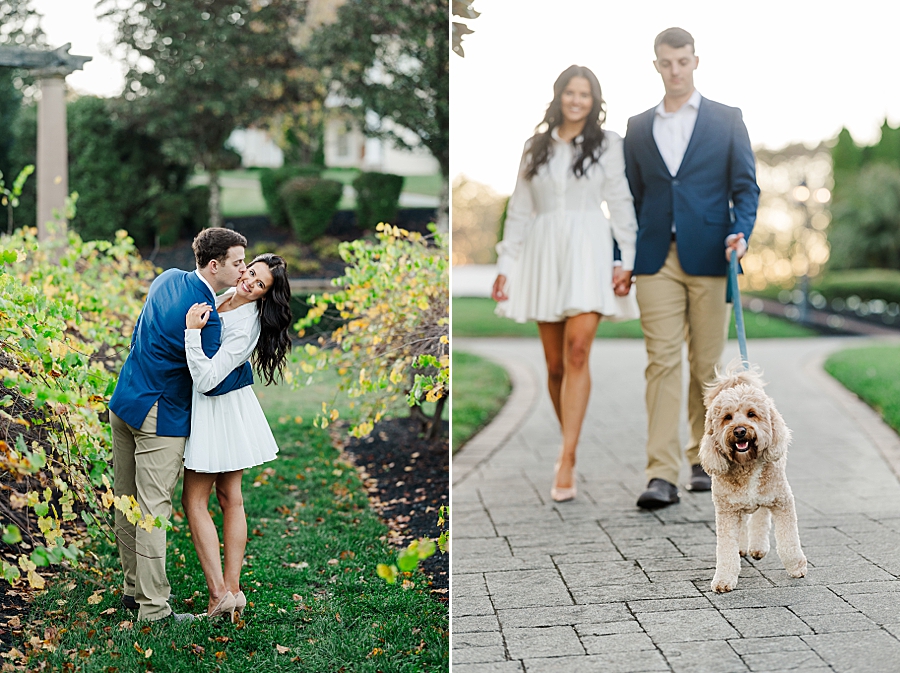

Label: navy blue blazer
[109,269,253,437]
[624,96,759,276]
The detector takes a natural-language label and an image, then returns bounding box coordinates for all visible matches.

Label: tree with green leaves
[0,0,45,182]
[829,163,900,270]
[307,0,449,220]
[99,0,313,227]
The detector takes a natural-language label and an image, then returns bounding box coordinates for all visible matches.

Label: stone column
[36,71,68,241]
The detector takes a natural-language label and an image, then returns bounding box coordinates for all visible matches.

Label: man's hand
[186,303,212,330]
[491,275,509,302]
[725,233,747,261]
[613,268,633,296]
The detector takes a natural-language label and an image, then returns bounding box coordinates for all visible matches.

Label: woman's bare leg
[537,321,566,425]
[214,470,247,595]
[182,469,228,612]
[555,313,602,488]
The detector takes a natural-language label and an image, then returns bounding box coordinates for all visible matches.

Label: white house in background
[227,128,284,168]
[324,111,440,176]
[227,115,439,177]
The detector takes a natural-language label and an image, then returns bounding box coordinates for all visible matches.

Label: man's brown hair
[654,27,695,55]
[192,227,248,268]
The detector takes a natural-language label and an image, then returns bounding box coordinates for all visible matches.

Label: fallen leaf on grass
[100,608,117,615]
[335,612,341,622]
[275,644,290,654]
[87,591,104,605]
[327,559,339,565]
[292,594,303,601]
[1,647,25,659]
[215,651,226,660]
[189,644,205,656]
[118,621,133,631]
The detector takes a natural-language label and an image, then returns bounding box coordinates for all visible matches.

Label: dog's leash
[727,253,750,371]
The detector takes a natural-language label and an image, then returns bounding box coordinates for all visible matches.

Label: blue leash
[727,254,750,371]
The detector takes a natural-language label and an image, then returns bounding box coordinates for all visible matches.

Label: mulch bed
[339,416,449,601]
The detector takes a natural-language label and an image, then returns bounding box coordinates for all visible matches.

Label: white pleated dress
[495,129,640,323]
[182,289,279,473]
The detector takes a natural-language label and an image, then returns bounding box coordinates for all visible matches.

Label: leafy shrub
[295,223,448,439]
[0,227,157,587]
[259,164,323,228]
[152,192,188,247]
[9,97,192,247]
[829,164,900,270]
[352,171,404,230]
[812,269,900,304]
[279,177,343,243]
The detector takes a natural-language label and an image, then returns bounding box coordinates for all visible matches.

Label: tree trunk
[426,394,447,441]
[208,169,223,228]
[435,177,449,233]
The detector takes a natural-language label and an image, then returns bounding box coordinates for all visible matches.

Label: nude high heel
[551,461,577,502]
[232,591,246,622]
[202,591,236,620]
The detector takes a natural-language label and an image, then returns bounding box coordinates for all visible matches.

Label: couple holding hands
[492,27,760,508]
[108,227,293,622]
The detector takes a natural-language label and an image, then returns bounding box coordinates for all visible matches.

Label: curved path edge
[452,338,542,487]
[806,341,900,481]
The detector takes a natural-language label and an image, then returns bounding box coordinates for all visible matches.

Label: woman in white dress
[492,65,639,503]
[181,253,293,619]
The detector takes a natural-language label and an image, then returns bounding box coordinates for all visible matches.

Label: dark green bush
[352,171,404,230]
[185,185,211,233]
[8,97,190,245]
[279,177,343,243]
[153,192,188,247]
[812,269,900,304]
[259,164,323,228]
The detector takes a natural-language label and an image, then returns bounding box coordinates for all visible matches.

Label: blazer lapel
[641,107,670,176]
[675,96,709,178]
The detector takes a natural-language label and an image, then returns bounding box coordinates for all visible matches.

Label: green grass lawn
[824,345,900,434]
[452,351,511,453]
[452,297,817,339]
[14,389,447,671]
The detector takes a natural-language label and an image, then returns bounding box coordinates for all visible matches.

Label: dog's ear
[699,427,730,475]
[761,405,792,463]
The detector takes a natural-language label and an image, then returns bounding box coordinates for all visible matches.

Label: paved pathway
[452,336,900,673]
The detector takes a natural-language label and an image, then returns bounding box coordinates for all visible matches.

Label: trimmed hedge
[259,164,323,228]
[352,171,404,230]
[279,177,343,243]
[813,269,900,304]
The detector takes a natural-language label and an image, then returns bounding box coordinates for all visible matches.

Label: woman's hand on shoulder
[491,275,509,302]
[186,303,212,330]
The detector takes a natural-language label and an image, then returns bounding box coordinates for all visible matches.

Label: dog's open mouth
[730,438,756,454]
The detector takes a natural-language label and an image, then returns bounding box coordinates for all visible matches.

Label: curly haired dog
[698,364,807,593]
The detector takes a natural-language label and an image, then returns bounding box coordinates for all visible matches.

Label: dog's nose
[734,426,747,439]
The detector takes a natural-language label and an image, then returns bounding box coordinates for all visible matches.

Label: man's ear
[652,59,660,73]
[208,259,218,274]
[694,55,700,69]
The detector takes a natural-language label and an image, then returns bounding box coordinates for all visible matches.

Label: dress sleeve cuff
[618,247,635,270]
[185,328,202,346]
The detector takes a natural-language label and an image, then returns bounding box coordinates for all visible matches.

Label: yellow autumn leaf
[27,569,45,589]
[87,591,103,605]
[300,361,314,374]
[330,409,339,421]
[137,515,156,533]
[101,488,115,509]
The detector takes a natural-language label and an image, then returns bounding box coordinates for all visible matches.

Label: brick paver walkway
[452,337,900,673]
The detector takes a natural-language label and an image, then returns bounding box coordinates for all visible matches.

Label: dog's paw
[749,548,767,560]
[739,549,747,558]
[786,555,808,578]
[711,574,738,593]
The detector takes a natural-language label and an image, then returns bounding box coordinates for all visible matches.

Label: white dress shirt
[652,88,702,177]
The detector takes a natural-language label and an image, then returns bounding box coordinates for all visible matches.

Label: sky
[452,0,900,193]
[32,0,125,98]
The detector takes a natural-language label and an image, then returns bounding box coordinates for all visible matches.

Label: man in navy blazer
[622,27,759,509]
[108,227,253,621]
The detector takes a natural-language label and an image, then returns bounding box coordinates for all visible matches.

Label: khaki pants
[635,242,730,486]
[110,403,185,621]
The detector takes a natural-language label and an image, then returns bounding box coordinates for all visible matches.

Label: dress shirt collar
[654,88,702,118]
[194,268,217,300]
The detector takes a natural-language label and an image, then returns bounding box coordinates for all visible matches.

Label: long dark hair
[524,65,607,180]
[249,253,292,385]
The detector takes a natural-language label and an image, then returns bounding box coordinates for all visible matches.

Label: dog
[698,363,807,593]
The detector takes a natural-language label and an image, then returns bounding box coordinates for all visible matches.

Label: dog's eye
[747,411,756,418]
[724,414,732,421]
